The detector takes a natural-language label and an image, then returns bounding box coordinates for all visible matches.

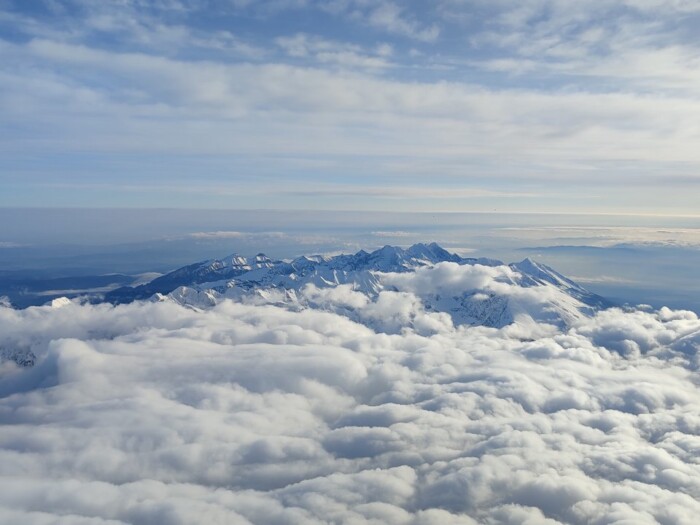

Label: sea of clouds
[1,264,700,524]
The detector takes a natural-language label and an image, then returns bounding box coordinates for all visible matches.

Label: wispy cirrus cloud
[451,0,700,93]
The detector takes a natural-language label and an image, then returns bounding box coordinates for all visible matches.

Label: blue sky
[1,0,700,214]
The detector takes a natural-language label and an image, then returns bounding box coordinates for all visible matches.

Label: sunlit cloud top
[1,0,699,213]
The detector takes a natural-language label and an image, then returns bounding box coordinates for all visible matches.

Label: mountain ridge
[104,243,611,331]
[105,243,504,303]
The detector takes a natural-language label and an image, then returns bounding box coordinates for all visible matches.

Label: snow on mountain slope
[510,257,611,309]
[108,243,611,332]
[105,252,276,302]
[105,243,492,302]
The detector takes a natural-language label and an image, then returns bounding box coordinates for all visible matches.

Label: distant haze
[0,208,698,313]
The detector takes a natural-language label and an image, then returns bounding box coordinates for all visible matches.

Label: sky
[1,0,700,214]
[3,5,700,519]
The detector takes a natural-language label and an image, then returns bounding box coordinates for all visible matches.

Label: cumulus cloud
[1,284,700,523]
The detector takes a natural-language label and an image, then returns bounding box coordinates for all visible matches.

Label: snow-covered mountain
[106,243,495,301]
[105,243,611,331]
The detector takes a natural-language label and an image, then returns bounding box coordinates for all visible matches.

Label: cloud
[275,33,392,69]
[187,231,247,239]
[453,0,700,94]
[3,1,700,212]
[280,185,540,199]
[570,275,638,285]
[3,0,700,212]
[179,231,334,250]
[496,226,700,248]
[170,0,440,43]
[364,2,440,42]
[1,279,700,523]
[186,231,287,240]
[372,231,413,238]
[6,36,700,178]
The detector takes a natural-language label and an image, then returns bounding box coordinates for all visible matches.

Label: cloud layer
[1,285,700,523]
[1,0,700,212]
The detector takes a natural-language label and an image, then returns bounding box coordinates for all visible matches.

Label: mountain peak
[517,257,540,268]
[374,245,403,256]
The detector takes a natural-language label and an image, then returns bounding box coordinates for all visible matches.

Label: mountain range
[104,243,611,331]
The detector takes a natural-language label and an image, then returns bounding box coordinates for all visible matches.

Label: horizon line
[1,207,700,220]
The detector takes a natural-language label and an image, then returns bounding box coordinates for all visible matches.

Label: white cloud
[372,231,413,238]
[281,185,540,199]
[3,0,700,212]
[187,230,249,239]
[1,281,700,523]
[452,0,700,95]
[275,33,391,69]
[186,231,292,240]
[364,2,440,43]
[570,275,638,285]
[495,226,700,247]
[4,37,700,178]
